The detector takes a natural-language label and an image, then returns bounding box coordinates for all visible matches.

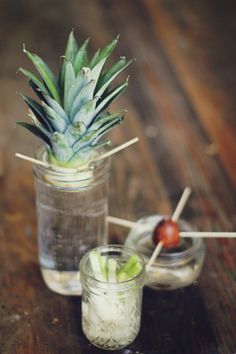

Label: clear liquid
[35,179,108,295]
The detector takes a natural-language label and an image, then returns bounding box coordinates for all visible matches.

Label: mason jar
[80,245,146,351]
[33,146,110,295]
[125,215,206,290]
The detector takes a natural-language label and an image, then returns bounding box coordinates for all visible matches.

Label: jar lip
[125,214,205,264]
[80,244,146,288]
[33,145,110,176]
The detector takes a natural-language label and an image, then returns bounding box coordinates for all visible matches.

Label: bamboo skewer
[15,153,78,173]
[107,217,236,238]
[171,187,192,222]
[15,137,139,172]
[92,137,139,162]
[15,153,50,168]
[181,232,236,238]
[107,216,152,232]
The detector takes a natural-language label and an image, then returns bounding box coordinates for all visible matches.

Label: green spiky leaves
[18,31,132,167]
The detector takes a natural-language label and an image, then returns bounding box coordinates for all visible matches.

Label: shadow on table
[134,285,219,354]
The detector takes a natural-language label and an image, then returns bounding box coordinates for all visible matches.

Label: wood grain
[0,0,235,353]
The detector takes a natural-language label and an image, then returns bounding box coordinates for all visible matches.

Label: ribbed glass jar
[80,245,146,351]
[125,215,206,290]
[33,146,110,296]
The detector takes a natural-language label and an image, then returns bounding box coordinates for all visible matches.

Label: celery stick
[99,255,108,281]
[107,258,117,282]
[125,261,142,279]
[89,250,105,281]
[117,255,139,277]
[117,271,127,282]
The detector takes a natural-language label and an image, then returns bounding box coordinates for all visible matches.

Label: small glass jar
[80,245,146,351]
[125,215,206,290]
[33,146,110,296]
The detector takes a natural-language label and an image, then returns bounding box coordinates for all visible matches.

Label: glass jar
[33,146,110,296]
[80,245,146,351]
[125,215,206,290]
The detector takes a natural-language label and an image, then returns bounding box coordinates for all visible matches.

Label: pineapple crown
[17,31,133,167]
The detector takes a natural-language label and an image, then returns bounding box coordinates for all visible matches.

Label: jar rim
[80,244,146,290]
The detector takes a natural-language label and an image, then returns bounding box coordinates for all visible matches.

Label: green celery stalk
[117,255,139,276]
[125,261,142,279]
[99,255,108,281]
[107,258,117,282]
[89,250,105,281]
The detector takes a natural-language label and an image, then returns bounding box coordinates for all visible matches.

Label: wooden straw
[146,187,191,271]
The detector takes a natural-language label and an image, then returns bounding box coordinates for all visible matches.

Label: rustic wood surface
[0,0,236,353]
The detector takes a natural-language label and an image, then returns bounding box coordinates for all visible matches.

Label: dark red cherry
[152,219,180,248]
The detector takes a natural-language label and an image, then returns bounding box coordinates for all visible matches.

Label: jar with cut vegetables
[79,245,146,350]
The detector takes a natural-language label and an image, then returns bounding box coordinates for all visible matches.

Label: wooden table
[0,0,235,353]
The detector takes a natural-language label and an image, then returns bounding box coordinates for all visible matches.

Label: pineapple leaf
[65,67,91,114]
[98,36,119,63]
[23,47,61,104]
[17,121,52,147]
[27,110,51,136]
[91,117,123,145]
[74,38,89,75]
[65,121,86,145]
[45,95,69,123]
[93,79,128,118]
[90,49,100,69]
[73,116,122,152]
[58,30,78,87]
[51,132,74,163]
[28,80,47,102]
[18,67,48,95]
[90,109,126,130]
[91,140,112,148]
[64,30,78,63]
[63,60,76,107]
[89,58,107,92]
[89,36,119,69]
[73,97,98,126]
[21,94,54,133]
[42,102,67,133]
[96,58,134,97]
[70,80,95,121]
